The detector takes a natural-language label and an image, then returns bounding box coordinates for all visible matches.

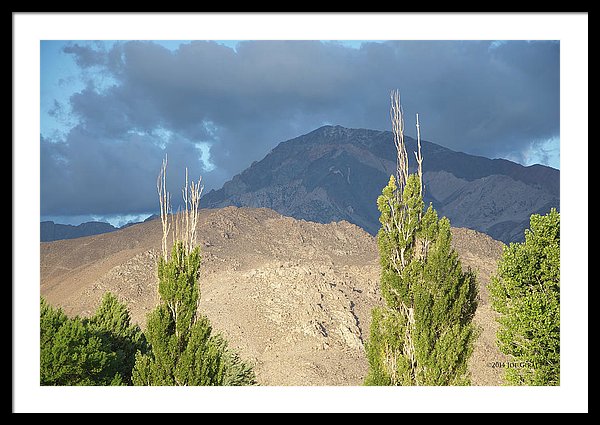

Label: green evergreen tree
[131,241,256,386]
[365,91,477,386]
[365,176,478,385]
[489,209,560,385]
[40,293,145,385]
[132,160,255,386]
[88,292,148,385]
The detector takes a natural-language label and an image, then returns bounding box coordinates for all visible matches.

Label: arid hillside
[40,206,507,386]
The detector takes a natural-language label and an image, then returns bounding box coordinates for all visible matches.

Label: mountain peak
[291,125,389,147]
[203,125,559,243]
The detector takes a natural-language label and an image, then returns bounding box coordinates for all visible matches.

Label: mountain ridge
[40,220,118,242]
[40,215,159,242]
[202,125,559,243]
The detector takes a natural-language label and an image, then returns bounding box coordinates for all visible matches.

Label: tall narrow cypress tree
[365,91,478,386]
[132,158,255,386]
[131,241,233,385]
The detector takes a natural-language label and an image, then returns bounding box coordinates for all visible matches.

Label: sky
[40,39,560,227]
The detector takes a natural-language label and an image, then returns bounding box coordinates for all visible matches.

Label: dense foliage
[489,209,560,385]
[40,293,146,385]
[365,174,478,385]
[132,241,256,386]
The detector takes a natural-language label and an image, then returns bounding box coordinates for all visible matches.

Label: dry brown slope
[40,206,506,385]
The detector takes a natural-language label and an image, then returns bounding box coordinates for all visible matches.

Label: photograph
[13,12,588,413]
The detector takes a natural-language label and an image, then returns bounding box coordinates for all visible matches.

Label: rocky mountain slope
[202,125,559,243]
[41,206,507,386]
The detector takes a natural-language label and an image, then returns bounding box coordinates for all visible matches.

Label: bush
[40,293,146,385]
[489,209,560,385]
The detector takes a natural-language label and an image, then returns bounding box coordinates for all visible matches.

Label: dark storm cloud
[41,40,559,218]
[41,127,207,216]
